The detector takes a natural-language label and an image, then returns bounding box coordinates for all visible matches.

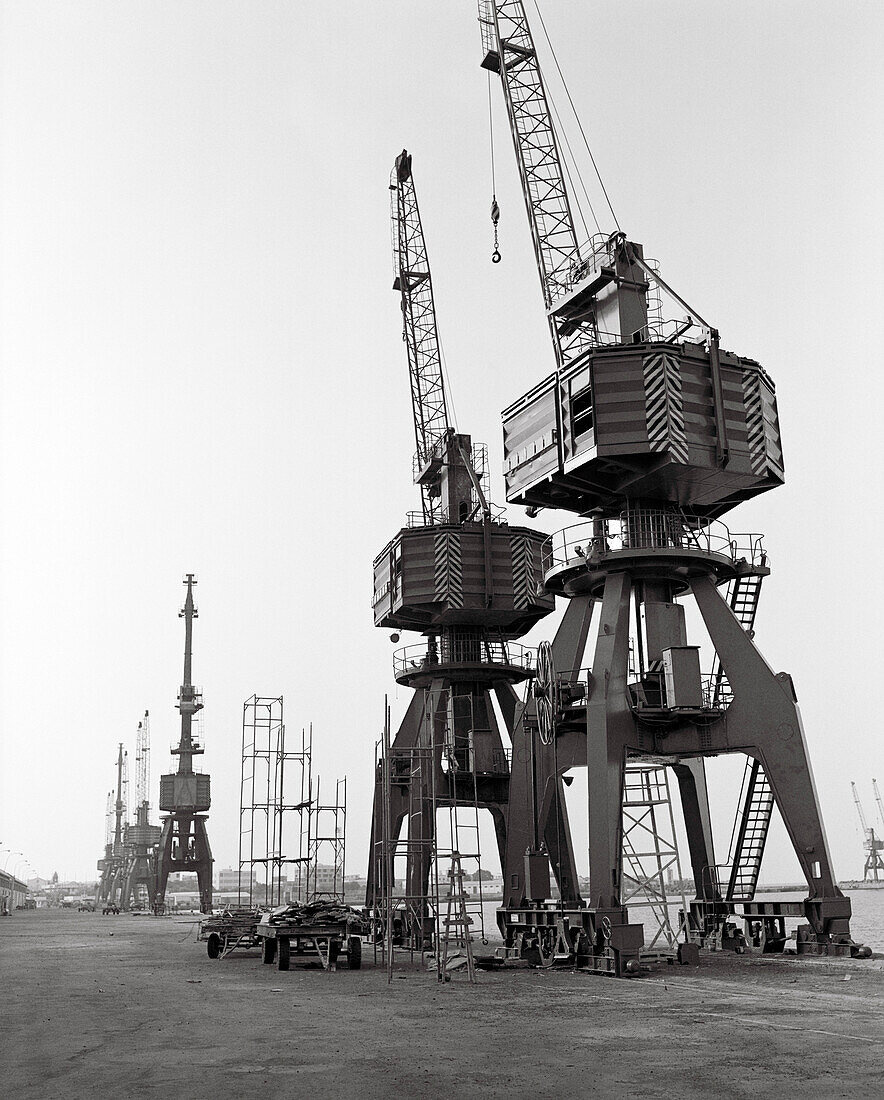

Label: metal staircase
[711,573,764,705]
[726,759,775,901]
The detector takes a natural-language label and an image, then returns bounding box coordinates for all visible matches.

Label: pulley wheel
[533,640,560,746]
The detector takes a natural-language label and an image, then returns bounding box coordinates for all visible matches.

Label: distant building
[0,872,29,913]
[216,867,257,893]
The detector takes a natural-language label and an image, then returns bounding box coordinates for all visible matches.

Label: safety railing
[629,672,732,712]
[541,511,767,575]
[405,504,507,528]
[393,638,535,678]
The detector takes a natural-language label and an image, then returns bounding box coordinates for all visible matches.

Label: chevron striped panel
[643,351,689,464]
[510,533,532,609]
[434,531,463,608]
[742,371,768,475]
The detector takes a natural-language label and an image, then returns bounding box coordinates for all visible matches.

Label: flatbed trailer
[199,908,263,959]
[256,918,363,972]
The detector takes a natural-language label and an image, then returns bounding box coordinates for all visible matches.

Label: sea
[477,887,884,949]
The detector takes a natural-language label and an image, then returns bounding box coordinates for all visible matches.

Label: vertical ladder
[726,759,775,901]
[711,573,764,705]
[439,853,476,983]
[436,685,487,946]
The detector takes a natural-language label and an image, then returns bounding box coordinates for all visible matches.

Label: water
[478,887,884,949]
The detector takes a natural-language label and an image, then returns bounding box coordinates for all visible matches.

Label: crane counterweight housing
[502,327,784,519]
[373,519,552,635]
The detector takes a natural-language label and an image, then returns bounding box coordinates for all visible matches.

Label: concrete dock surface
[3,909,883,1099]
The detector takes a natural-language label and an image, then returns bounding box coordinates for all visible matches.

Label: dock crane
[120,712,162,911]
[366,150,554,946]
[95,791,115,907]
[155,576,214,914]
[851,782,884,882]
[476,0,859,970]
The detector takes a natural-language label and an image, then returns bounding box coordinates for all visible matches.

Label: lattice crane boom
[135,710,150,808]
[391,150,494,523]
[391,150,452,523]
[479,2,582,363]
[104,791,113,846]
[874,779,884,830]
[851,781,870,836]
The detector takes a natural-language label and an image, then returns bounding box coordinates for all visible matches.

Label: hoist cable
[437,334,459,433]
[547,92,599,239]
[487,71,497,196]
[531,0,621,232]
[487,71,502,262]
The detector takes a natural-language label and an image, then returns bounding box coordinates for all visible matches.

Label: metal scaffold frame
[621,763,689,956]
[307,776,347,903]
[239,696,313,908]
[371,694,487,982]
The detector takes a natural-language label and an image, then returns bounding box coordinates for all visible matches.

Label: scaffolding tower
[371,693,487,981]
[239,696,313,908]
[307,776,347,902]
[621,762,689,956]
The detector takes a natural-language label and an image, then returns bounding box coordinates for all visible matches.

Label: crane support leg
[690,575,852,949]
[585,572,633,915]
[499,596,595,908]
[365,692,426,906]
[671,759,717,898]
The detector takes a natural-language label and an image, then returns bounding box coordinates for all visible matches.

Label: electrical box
[524,849,551,902]
[662,646,703,708]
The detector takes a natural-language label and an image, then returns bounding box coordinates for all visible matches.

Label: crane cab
[502,338,783,519]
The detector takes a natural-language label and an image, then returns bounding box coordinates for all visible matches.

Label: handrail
[393,638,535,678]
[542,511,768,574]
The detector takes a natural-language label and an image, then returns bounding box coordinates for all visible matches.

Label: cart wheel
[277,936,290,971]
[346,936,362,970]
[261,937,276,965]
[206,933,221,959]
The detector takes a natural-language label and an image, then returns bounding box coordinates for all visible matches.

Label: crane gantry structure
[476,0,860,972]
[367,150,554,947]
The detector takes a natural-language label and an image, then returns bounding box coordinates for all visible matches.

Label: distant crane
[155,575,214,913]
[851,782,884,882]
[874,779,884,831]
[94,746,128,907]
[95,791,115,905]
[120,712,162,911]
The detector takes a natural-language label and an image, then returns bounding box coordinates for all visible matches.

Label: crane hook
[491,195,501,263]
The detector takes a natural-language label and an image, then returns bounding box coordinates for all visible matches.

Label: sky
[1,1,882,892]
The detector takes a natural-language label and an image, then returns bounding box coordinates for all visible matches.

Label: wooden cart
[199,908,262,959]
[256,916,362,972]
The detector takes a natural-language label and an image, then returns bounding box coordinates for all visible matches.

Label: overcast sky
[1,1,882,891]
